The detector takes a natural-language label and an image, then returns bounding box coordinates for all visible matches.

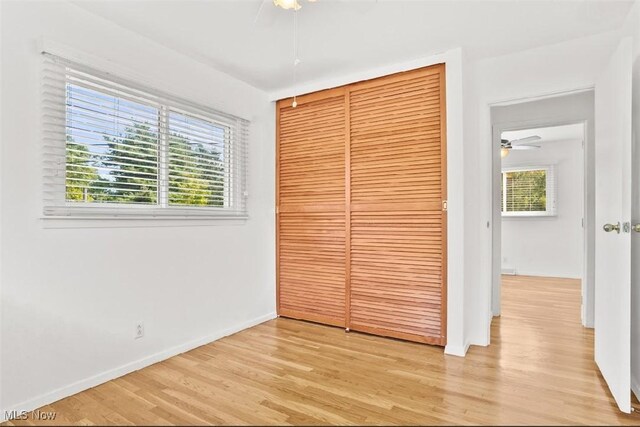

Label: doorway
[498,123,585,322]
[489,39,637,414]
[490,90,595,328]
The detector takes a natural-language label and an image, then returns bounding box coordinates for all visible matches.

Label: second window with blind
[501,165,556,217]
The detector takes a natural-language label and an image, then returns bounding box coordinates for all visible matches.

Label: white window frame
[501,165,556,218]
[42,53,249,220]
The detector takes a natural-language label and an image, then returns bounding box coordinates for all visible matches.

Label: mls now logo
[4,410,57,421]
[4,410,28,420]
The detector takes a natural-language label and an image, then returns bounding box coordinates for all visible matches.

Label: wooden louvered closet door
[276,88,347,327]
[348,65,447,345]
[277,64,446,345]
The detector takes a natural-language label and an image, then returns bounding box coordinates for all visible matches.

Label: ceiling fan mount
[500,135,541,158]
[272,0,317,12]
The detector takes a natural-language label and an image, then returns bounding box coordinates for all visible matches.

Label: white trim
[502,212,556,218]
[501,164,554,173]
[444,341,470,357]
[489,86,594,108]
[441,49,467,357]
[0,312,277,422]
[42,212,250,220]
[40,216,249,229]
[0,0,3,416]
[505,271,580,280]
[483,311,493,346]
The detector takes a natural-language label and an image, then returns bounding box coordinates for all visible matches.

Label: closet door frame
[276,65,447,345]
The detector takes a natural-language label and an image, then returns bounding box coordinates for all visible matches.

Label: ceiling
[502,123,584,145]
[72,0,634,93]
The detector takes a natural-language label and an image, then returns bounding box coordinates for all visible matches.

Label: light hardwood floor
[4,275,640,425]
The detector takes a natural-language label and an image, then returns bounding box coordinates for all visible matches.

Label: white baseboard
[0,312,277,423]
[444,341,470,357]
[482,310,494,346]
[633,374,640,403]
[505,271,581,280]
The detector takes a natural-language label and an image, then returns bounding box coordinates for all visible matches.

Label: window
[43,54,248,218]
[501,166,556,217]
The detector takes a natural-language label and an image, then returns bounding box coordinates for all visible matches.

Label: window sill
[501,214,557,219]
[40,215,249,229]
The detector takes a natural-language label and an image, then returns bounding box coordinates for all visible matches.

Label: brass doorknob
[603,222,621,233]
[633,224,640,233]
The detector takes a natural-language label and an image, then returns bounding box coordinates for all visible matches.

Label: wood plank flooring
[4,275,640,425]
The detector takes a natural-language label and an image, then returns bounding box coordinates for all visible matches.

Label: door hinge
[442,200,448,211]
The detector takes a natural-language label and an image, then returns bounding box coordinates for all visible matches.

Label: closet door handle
[632,223,640,233]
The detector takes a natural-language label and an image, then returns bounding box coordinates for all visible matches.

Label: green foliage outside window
[65,123,226,207]
[501,169,547,213]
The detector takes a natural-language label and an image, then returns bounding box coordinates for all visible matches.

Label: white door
[594,37,633,414]
[632,25,640,404]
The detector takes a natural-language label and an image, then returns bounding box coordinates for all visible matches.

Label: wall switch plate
[135,322,144,339]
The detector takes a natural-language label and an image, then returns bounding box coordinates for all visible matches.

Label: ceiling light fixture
[500,135,542,158]
[274,0,316,11]
[274,0,301,11]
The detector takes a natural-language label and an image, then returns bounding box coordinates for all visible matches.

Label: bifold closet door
[276,88,347,327]
[348,65,447,345]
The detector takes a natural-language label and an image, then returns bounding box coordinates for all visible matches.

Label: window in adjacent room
[501,166,556,216]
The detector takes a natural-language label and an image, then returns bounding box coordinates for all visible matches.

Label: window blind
[42,53,249,218]
[501,166,556,216]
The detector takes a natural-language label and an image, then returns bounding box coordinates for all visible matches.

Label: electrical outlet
[135,322,144,339]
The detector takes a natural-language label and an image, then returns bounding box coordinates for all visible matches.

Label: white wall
[465,30,623,347]
[0,0,275,416]
[461,49,481,354]
[501,137,584,278]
